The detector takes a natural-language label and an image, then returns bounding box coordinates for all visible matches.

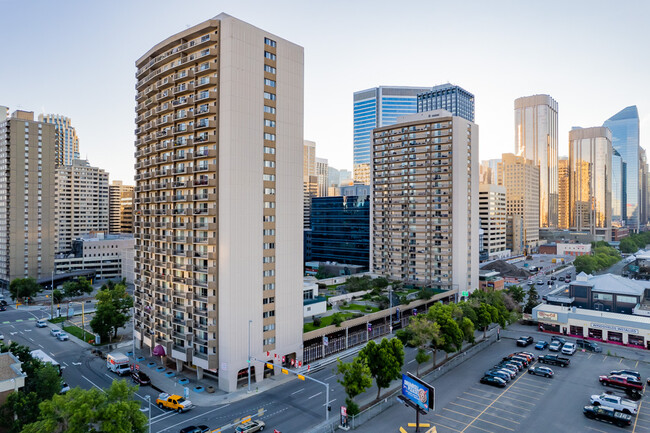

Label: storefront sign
[537,311,558,322]
[589,322,639,334]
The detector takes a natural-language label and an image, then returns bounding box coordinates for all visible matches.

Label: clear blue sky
[1,0,648,182]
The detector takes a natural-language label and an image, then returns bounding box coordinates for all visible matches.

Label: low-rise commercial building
[478,270,504,291]
[0,352,25,406]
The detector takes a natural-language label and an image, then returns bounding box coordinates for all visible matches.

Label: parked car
[0,305,6,311]
[535,340,549,350]
[561,342,576,355]
[495,364,519,376]
[558,277,565,282]
[550,276,557,280]
[537,280,544,285]
[504,355,529,367]
[498,360,523,371]
[590,393,638,415]
[516,336,534,347]
[549,341,562,352]
[551,336,567,345]
[583,405,633,427]
[60,382,70,394]
[480,375,506,388]
[56,332,69,341]
[528,366,554,378]
[516,351,536,361]
[576,339,602,352]
[131,371,151,386]
[36,319,47,328]
[180,426,210,433]
[610,370,641,380]
[599,375,644,397]
[235,421,266,433]
[538,354,571,367]
[50,329,61,337]
[485,370,511,382]
[0,333,4,340]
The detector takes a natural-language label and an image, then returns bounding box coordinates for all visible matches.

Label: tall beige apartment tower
[109,180,135,233]
[498,153,540,251]
[133,14,304,392]
[372,110,479,295]
[515,94,558,228]
[55,159,109,252]
[303,140,317,229]
[478,184,508,259]
[38,114,80,166]
[568,127,612,241]
[0,110,56,289]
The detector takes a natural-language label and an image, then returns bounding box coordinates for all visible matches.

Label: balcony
[195,91,217,102]
[173,83,195,96]
[194,164,216,173]
[194,76,217,89]
[172,97,193,108]
[193,148,216,158]
[172,152,191,161]
[194,134,216,144]
[194,120,215,131]
[172,69,195,83]
[156,77,173,90]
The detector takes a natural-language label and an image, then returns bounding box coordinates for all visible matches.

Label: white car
[561,342,576,355]
[36,319,47,328]
[0,333,4,340]
[549,341,562,352]
[50,328,61,337]
[56,332,69,341]
[590,393,638,415]
[60,382,71,394]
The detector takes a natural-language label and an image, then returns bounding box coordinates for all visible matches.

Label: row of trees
[337,289,519,416]
[620,232,650,254]
[573,242,621,274]
[8,276,93,304]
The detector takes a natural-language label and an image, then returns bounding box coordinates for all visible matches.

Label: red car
[599,375,643,396]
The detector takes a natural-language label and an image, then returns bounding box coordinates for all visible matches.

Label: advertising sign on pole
[401,373,435,412]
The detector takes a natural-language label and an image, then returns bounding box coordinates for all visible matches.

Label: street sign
[323,336,329,346]
[461,291,469,297]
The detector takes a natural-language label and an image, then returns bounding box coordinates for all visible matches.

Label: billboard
[401,373,434,412]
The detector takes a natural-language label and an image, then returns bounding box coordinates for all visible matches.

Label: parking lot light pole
[248,319,252,393]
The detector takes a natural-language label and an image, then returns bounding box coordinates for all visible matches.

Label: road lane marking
[603,356,608,362]
[449,402,481,412]
[307,391,323,400]
[478,411,520,424]
[154,404,230,431]
[463,392,493,401]
[37,344,43,348]
[504,388,541,399]
[457,396,487,406]
[492,401,531,412]
[460,362,535,433]
[81,375,106,393]
[430,417,462,432]
[499,394,536,405]
[291,387,305,395]
[634,400,644,433]
[473,417,515,431]
[443,407,475,418]
[323,398,336,406]
[408,359,416,365]
[62,362,69,367]
[28,337,34,342]
[636,360,639,368]
[620,358,624,364]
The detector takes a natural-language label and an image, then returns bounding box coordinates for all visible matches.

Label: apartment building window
[263,310,275,318]
[263,174,275,181]
[263,229,275,236]
[264,188,275,195]
[263,147,275,155]
[263,324,275,332]
[264,119,276,128]
[264,65,276,74]
[263,270,275,277]
[263,256,275,263]
[264,106,276,114]
[263,297,275,304]
[263,215,275,222]
[264,202,275,209]
[264,79,276,88]
[263,243,275,250]
[264,133,275,141]
[264,161,275,168]
[264,92,276,101]
[264,37,276,47]
[264,51,276,61]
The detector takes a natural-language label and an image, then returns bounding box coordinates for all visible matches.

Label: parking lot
[431,341,650,433]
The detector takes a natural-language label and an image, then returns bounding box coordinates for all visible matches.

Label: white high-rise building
[479,184,508,259]
[133,14,304,392]
[372,109,479,295]
[315,157,328,197]
[55,159,109,252]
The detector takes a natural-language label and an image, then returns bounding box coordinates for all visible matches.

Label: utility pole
[51,271,54,319]
[248,319,252,393]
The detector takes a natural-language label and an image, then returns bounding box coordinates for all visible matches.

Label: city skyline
[1,0,648,183]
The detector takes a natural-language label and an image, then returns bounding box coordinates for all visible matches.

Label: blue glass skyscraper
[416,83,475,122]
[353,86,428,183]
[604,106,640,230]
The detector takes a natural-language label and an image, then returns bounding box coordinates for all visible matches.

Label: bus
[30,349,63,375]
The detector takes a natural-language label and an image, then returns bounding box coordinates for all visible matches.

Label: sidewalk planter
[147,362,156,368]
[137,356,146,362]
[164,371,176,378]
[155,366,166,372]
[178,378,189,385]
[193,386,204,393]
[206,386,215,393]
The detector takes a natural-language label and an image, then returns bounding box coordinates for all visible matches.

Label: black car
[485,369,512,382]
[0,305,6,311]
[550,276,557,280]
[558,277,565,282]
[131,371,151,386]
[516,336,534,347]
[179,425,209,433]
[611,370,641,380]
[0,300,7,306]
[576,339,602,352]
[480,375,506,388]
[583,405,632,427]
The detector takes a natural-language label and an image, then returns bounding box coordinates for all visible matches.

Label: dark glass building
[307,195,370,269]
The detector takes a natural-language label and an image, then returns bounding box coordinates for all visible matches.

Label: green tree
[315,266,333,280]
[474,303,492,339]
[345,276,373,292]
[52,290,64,304]
[414,349,430,376]
[62,277,93,298]
[8,278,41,302]
[336,357,372,416]
[1,392,42,433]
[330,313,344,327]
[505,285,525,303]
[418,288,435,300]
[358,338,405,400]
[407,316,440,374]
[372,277,389,290]
[90,283,133,342]
[21,380,147,433]
[427,303,464,359]
[524,285,540,314]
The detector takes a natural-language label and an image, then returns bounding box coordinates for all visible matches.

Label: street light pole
[144,395,151,433]
[248,319,252,393]
[51,271,54,320]
[81,302,85,341]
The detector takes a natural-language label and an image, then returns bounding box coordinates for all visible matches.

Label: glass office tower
[353,86,428,184]
[514,94,559,228]
[611,149,626,225]
[417,83,475,122]
[604,106,640,230]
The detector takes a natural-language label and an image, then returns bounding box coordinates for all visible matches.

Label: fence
[303,323,395,364]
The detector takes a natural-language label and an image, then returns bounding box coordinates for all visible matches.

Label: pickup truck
[590,393,638,415]
[584,405,633,427]
[538,354,570,367]
[599,375,644,397]
[156,393,193,413]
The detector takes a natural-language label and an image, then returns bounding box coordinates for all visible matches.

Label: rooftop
[0,352,25,383]
[571,273,650,296]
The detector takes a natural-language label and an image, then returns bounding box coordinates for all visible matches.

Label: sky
[1,0,648,183]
